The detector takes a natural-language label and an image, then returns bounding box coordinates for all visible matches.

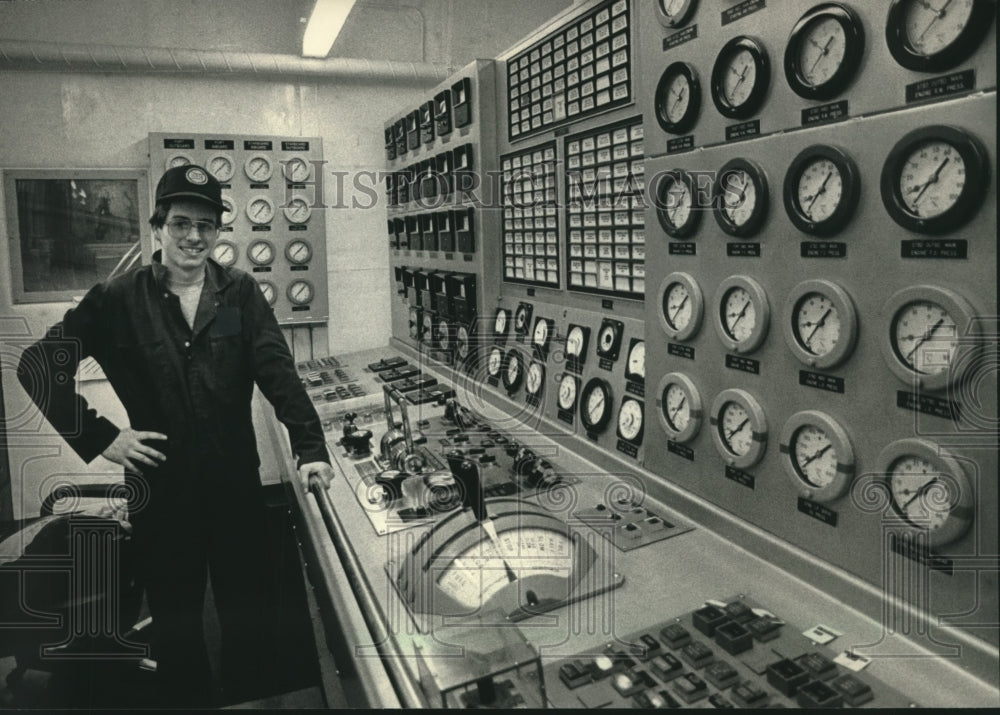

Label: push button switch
[704,660,739,690]
[730,680,770,708]
[746,616,782,642]
[796,652,837,681]
[649,653,684,682]
[766,658,809,696]
[797,680,844,708]
[715,620,753,655]
[831,674,874,706]
[558,660,591,690]
[692,605,728,637]
[660,623,692,649]
[671,672,708,704]
[680,641,714,669]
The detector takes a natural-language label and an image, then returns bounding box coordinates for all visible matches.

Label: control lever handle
[445,450,487,522]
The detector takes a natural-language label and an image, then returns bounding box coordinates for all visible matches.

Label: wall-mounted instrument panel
[148,132,328,324]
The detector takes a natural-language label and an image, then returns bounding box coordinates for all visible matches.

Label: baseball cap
[155,164,225,211]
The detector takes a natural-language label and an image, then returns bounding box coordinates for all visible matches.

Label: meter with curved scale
[711,36,770,119]
[283,196,313,224]
[165,153,192,171]
[514,302,533,336]
[784,4,864,100]
[658,272,704,342]
[714,275,770,354]
[212,240,238,268]
[285,239,313,266]
[557,374,579,412]
[654,63,701,135]
[625,339,645,383]
[207,154,235,183]
[783,279,858,370]
[780,410,855,502]
[246,196,276,225]
[487,347,504,379]
[388,498,624,623]
[247,240,275,266]
[580,378,614,433]
[656,170,702,239]
[564,325,590,365]
[282,156,312,183]
[494,308,510,341]
[656,372,703,444]
[784,145,860,236]
[616,398,644,445]
[503,349,525,393]
[714,158,768,238]
[655,0,697,28]
[526,361,545,399]
[710,389,767,469]
[287,280,315,307]
[244,154,274,183]
[456,325,471,362]
[595,318,624,361]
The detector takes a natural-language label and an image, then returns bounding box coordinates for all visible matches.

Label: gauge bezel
[243,153,275,182]
[286,279,315,306]
[876,438,974,546]
[220,196,236,226]
[710,35,771,119]
[207,153,235,183]
[658,272,705,342]
[284,239,313,265]
[245,195,276,225]
[526,360,546,397]
[625,338,645,383]
[557,373,579,411]
[655,0,698,28]
[784,3,865,100]
[437,319,453,352]
[783,279,858,369]
[282,156,313,183]
[487,346,504,377]
[257,280,277,306]
[656,372,703,444]
[247,239,275,266]
[494,308,510,341]
[502,349,525,393]
[283,196,313,224]
[655,169,703,239]
[595,318,624,360]
[879,125,990,235]
[885,0,995,72]
[456,325,471,361]
[784,144,860,236]
[714,275,770,354]
[616,397,645,445]
[780,410,855,502]
[654,62,702,135]
[880,285,979,391]
[710,388,768,469]
[212,239,238,268]
[165,154,192,171]
[580,377,614,433]
[713,157,769,238]
[514,302,534,336]
[564,324,590,363]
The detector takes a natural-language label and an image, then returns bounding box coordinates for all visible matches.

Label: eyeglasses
[165,218,220,240]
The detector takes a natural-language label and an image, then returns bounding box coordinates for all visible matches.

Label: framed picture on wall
[4,168,152,303]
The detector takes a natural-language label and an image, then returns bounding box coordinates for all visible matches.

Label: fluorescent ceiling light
[302,0,357,58]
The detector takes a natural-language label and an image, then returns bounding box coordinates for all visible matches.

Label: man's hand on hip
[102,428,168,475]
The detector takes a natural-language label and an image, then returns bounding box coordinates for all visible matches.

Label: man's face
[155,199,219,275]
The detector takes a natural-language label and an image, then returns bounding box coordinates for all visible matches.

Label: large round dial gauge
[287,280,315,306]
[487,347,504,378]
[165,154,192,170]
[212,240,238,267]
[282,156,312,183]
[784,4,865,100]
[207,154,235,183]
[283,196,313,224]
[658,272,704,342]
[656,372,703,444]
[220,196,236,226]
[558,373,579,411]
[285,239,313,265]
[877,438,974,546]
[247,239,275,266]
[780,411,855,502]
[783,279,858,369]
[503,350,525,393]
[714,158,768,238]
[580,378,614,433]
[533,317,553,349]
[784,144,860,236]
[526,361,545,397]
[565,324,590,361]
[258,280,277,306]
[456,325,470,361]
[625,339,645,382]
[654,62,701,135]
[514,303,533,335]
[656,0,697,28]
[596,319,624,360]
[244,154,274,183]
[617,398,644,444]
[710,36,770,119]
[881,285,978,391]
[494,308,510,340]
[880,125,989,234]
[710,389,767,469]
[656,170,702,239]
[246,196,276,225]
[886,0,995,72]
[714,275,770,354]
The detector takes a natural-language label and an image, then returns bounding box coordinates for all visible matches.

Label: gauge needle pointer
[800,443,832,467]
[481,518,518,583]
[909,157,950,206]
[806,172,833,213]
[902,477,940,510]
[905,318,945,360]
[669,294,690,322]
[725,418,750,441]
[803,308,832,347]
[669,395,687,420]
[728,300,751,331]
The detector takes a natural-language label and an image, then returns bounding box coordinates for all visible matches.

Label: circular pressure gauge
[710,389,767,469]
[423,313,434,342]
[438,320,452,352]
[558,374,579,411]
[877,438,974,546]
[409,307,422,340]
[487,347,504,378]
[456,325,470,361]
[247,240,275,266]
[617,398,644,445]
[784,144,860,236]
[780,410,855,502]
[880,285,978,391]
[626,340,645,382]
[244,154,274,183]
[565,325,589,361]
[658,272,704,342]
[656,170,702,239]
[514,303,533,335]
[656,372,703,444]
[283,196,313,224]
[714,158,768,238]
[165,154,192,170]
[711,36,770,119]
[285,239,313,266]
[783,279,858,369]
[596,319,624,360]
[533,317,552,349]
[656,0,697,28]
[283,156,312,183]
[580,378,614,434]
[654,62,701,135]
[880,125,989,235]
[246,196,276,225]
[503,349,525,393]
[886,0,995,72]
[494,308,510,339]
[258,280,277,306]
[714,275,770,354]
[287,280,315,306]
[220,196,236,226]
[207,154,235,183]
[212,240,237,267]
[526,361,546,398]
[784,3,865,100]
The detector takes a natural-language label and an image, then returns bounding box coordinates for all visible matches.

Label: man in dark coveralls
[17,164,334,705]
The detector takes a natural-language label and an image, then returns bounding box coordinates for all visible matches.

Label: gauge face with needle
[207,154,235,183]
[286,280,314,306]
[784,280,859,370]
[285,240,313,265]
[246,196,276,225]
[558,374,578,411]
[580,378,613,433]
[456,326,470,360]
[711,36,770,119]
[655,0,697,28]
[714,158,768,237]
[494,309,510,340]
[658,273,704,342]
[487,347,504,378]
[526,361,545,397]
[784,145,860,236]
[784,4,864,100]
[710,389,767,468]
[715,276,769,354]
[283,156,312,183]
[657,373,703,443]
[654,62,701,135]
[780,410,855,502]
[247,240,275,266]
[283,196,313,224]
[656,170,701,238]
[886,0,994,72]
[565,325,589,362]
[795,293,841,358]
[212,240,237,267]
[626,339,645,382]
[892,300,958,376]
[503,350,525,393]
[616,398,644,445]
[258,280,277,306]
[244,154,274,183]
[793,424,838,488]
